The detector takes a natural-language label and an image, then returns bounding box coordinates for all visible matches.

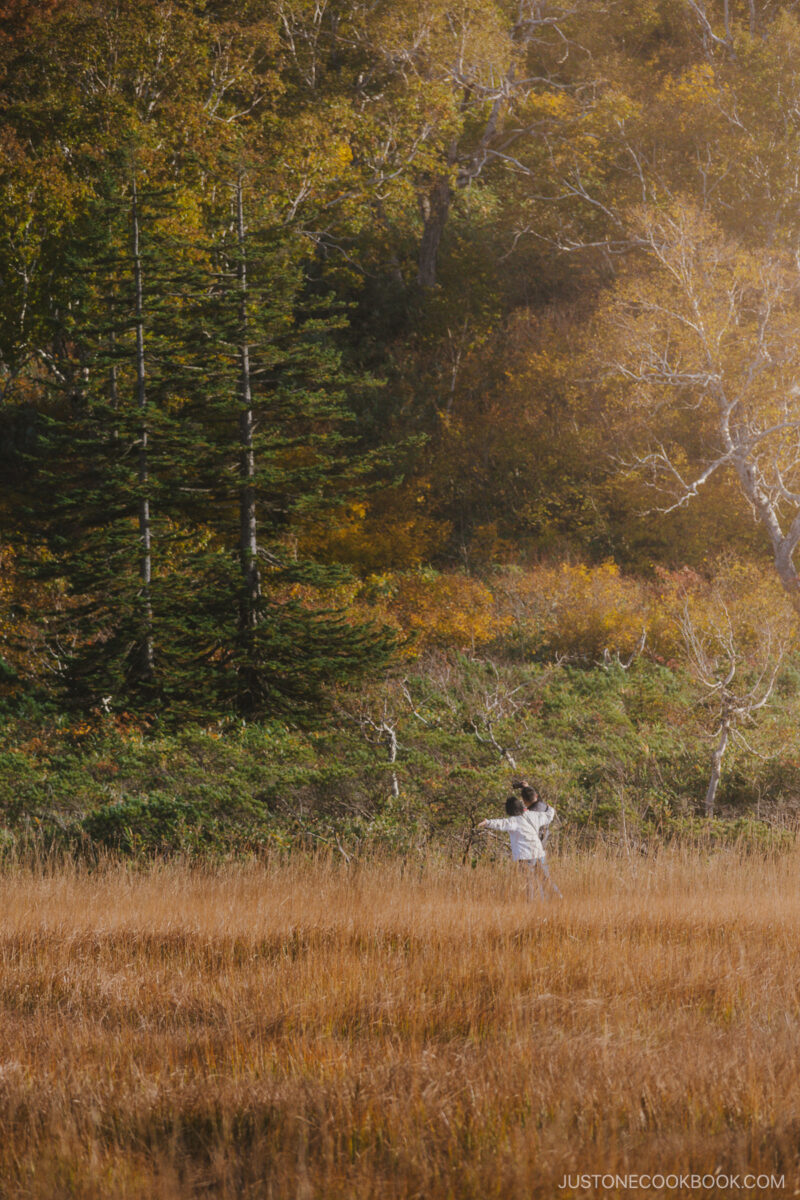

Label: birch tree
[275,0,599,287]
[676,564,793,816]
[604,202,800,615]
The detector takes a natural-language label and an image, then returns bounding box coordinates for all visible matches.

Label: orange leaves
[495,561,649,661]
[0,542,57,692]
[662,558,797,663]
[280,568,505,655]
[388,571,506,651]
[296,491,452,573]
[277,557,785,665]
[273,544,798,669]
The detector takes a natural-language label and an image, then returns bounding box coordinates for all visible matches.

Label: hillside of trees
[4,0,800,851]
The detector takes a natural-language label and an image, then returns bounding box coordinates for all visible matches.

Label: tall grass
[0,849,797,1197]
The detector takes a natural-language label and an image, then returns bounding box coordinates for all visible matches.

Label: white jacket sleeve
[483,817,516,831]
[524,806,555,831]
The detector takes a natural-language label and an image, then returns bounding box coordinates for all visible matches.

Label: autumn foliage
[2,5,800,824]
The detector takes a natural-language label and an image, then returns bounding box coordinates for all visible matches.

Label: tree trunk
[416,81,509,289]
[108,332,118,443]
[131,172,154,678]
[704,716,731,818]
[236,176,261,636]
[417,176,452,288]
[727,455,800,618]
[384,723,399,799]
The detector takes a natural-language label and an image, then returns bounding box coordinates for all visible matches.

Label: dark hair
[505,794,525,816]
[512,778,539,807]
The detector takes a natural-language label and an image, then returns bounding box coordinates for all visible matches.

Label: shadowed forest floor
[0,851,797,1198]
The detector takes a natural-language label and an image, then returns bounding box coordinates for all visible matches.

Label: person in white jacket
[513,779,551,848]
[478,794,561,900]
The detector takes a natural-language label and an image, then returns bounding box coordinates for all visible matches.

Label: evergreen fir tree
[37,151,193,708]
[167,168,395,718]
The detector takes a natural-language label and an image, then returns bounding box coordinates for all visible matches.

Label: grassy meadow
[0,849,798,1199]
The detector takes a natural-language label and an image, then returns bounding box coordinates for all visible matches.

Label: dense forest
[4,0,800,853]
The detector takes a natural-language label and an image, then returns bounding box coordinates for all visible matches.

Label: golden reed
[0,847,797,1198]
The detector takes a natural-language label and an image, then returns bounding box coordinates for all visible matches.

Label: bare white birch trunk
[131,172,154,677]
[385,724,400,798]
[234,174,262,709]
[704,717,731,818]
[236,175,261,635]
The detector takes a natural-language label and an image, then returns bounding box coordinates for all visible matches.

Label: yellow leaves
[156,191,205,247]
[56,721,94,743]
[490,559,795,668]
[389,571,508,651]
[296,135,353,178]
[660,63,719,109]
[600,198,800,518]
[653,63,728,149]
[334,141,353,170]
[496,561,648,661]
[0,134,89,243]
[369,0,513,88]
[526,91,575,121]
[271,567,506,656]
[666,559,797,661]
[296,489,451,572]
[283,578,360,611]
[338,560,663,662]
[465,522,518,569]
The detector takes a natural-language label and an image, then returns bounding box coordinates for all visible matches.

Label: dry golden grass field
[0,849,798,1199]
